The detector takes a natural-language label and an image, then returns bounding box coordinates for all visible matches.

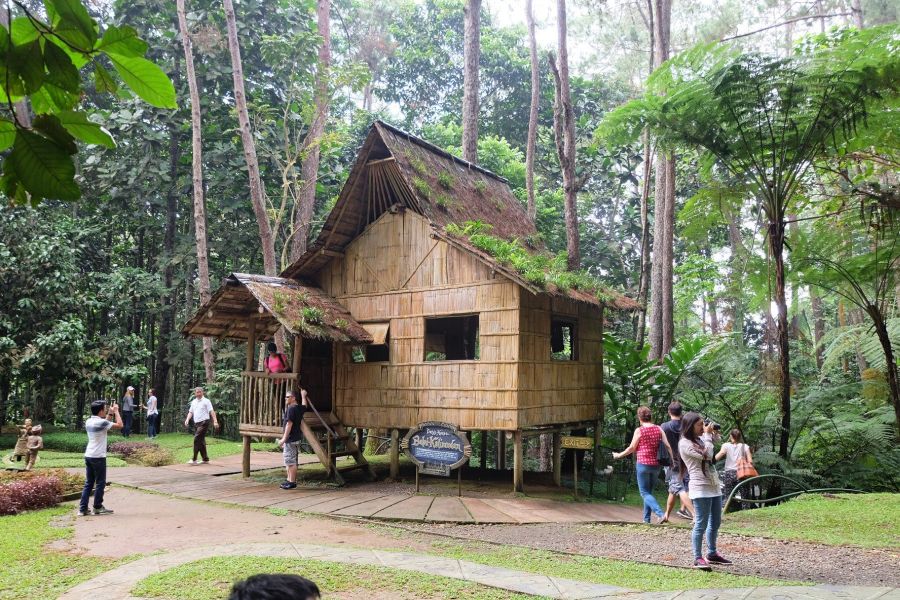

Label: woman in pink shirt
[264,341,290,374]
[613,406,676,524]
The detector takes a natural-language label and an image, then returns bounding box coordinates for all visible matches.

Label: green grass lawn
[132,556,532,600]
[721,493,900,549]
[2,450,127,469]
[0,506,131,599]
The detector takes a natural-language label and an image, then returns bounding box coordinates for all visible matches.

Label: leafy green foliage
[0,0,176,204]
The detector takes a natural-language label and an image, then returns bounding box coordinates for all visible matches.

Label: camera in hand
[703,418,721,431]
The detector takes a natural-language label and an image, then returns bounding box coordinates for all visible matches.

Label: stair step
[336,462,369,473]
[329,450,357,459]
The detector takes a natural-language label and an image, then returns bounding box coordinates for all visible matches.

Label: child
[13,419,32,463]
[24,424,43,471]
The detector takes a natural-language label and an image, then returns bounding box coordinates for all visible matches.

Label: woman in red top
[613,406,676,523]
[264,342,290,374]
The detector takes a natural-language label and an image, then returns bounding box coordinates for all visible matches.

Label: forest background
[1,0,898,492]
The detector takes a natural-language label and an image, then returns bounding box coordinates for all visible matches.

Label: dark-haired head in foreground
[228,574,320,600]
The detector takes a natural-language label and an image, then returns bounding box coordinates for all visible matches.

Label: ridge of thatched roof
[282,121,637,311]
[182,274,372,343]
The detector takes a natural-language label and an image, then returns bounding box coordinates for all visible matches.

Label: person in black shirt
[277,389,308,489]
[661,401,695,521]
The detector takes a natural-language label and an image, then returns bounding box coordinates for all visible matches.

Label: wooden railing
[239,371,299,435]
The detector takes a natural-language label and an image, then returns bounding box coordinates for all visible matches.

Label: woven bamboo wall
[517,292,605,428]
[317,210,520,430]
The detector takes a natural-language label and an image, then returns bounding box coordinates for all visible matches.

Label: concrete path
[109,465,644,524]
[58,541,899,600]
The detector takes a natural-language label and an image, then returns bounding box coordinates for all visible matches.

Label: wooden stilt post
[479,430,487,469]
[513,430,524,493]
[390,428,400,480]
[242,435,251,478]
[552,432,562,486]
[292,335,303,383]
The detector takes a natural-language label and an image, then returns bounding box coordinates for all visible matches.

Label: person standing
[264,341,290,374]
[612,406,675,524]
[660,402,694,521]
[146,388,159,439]
[79,400,123,516]
[277,389,308,489]
[184,387,218,464]
[679,412,732,570]
[121,386,135,437]
[716,428,751,506]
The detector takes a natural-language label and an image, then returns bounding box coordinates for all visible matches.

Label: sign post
[560,435,594,501]
[402,422,472,497]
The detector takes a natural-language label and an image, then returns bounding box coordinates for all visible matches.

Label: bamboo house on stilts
[182,121,637,490]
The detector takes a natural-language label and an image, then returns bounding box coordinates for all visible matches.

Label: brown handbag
[735,445,758,480]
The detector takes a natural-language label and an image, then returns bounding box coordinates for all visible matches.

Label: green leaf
[30,81,79,113]
[108,54,176,108]
[43,40,81,93]
[93,63,118,93]
[95,25,147,58]
[47,37,90,69]
[8,129,80,201]
[56,110,115,147]
[43,0,97,50]
[10,17,40,45]
[10,40,45,94]
[0,119,16,151]
[32,114,78,154]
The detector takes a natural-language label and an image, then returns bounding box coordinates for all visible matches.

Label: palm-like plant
[597,25,900,458]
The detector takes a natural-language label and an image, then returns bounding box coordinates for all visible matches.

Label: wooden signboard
[560,436,593,450]
[401,421,471,476]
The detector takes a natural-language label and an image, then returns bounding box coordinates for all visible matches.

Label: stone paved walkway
[109,465,644,524]
[58,541,899,600]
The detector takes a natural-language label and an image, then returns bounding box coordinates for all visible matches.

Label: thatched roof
[181,274,373,344]
[282,120,636,310]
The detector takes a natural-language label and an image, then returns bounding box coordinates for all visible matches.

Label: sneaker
[186,459,198,465]
[76,510,88,517]
[280,481,297,490]
[677,508,693,520]
[201,460,210,464]
[653,515,669,525]
[693,557,712,571]
[92,506,114,515]
[707,552,733,565]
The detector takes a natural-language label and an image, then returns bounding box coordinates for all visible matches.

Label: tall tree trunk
[850,0,864,28]
[178,0,215,383]
[153,58,182,414]
[769,220,791,460]
[634,0,654,347]
[222,0,277,276]
[838,300,849,372]
[462,0,481,164]
[648,0,675,360]
[550,0,579,270]
[291,0,332,261]
[726,209,745,343]
[0,374,9,426]
[869,308,900,438]
[524,0,539,223]
[709,296,720,334]
[811,288,825,370]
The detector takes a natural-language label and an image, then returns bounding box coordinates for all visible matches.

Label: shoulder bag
[735,444,758,480]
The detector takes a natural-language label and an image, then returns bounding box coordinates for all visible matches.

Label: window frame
[423,313,481,362]
[550,317,578,361]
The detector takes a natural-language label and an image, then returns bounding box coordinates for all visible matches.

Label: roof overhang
[181,273,373,344]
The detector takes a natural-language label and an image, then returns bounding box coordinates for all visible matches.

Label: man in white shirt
[184,387,218,464]
[79,400,123,516]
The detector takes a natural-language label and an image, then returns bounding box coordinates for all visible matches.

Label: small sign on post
[560,436,594,500]
[402,422,472,495]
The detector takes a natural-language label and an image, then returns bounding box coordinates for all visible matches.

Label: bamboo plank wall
[317,211,520,431]
[517,293,604,428]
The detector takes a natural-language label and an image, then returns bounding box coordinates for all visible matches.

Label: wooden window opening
[424,314,480,361]
[551,318,577,361]
[352,322,390,363]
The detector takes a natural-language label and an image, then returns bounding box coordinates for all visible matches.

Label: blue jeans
[692,495,722,559]
[147,414,158,437]
[80,457,107,512]
[636,463,665,522]
[122,410,133,437]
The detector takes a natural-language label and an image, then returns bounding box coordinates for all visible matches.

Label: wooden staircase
[299,408,376,486]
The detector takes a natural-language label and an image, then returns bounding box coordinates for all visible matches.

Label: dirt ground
[407,521,900,587]
[50,487,426,557]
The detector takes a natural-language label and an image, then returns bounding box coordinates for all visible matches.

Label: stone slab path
[109,465,644,524]
[58,541,899,600]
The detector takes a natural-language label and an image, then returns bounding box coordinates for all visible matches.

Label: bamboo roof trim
[181,274,373,344]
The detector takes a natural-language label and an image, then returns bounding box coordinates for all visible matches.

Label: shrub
[412,177,432,199]
[131,446,174,467]
[109,441,157,458]
[0,476,62,515]
[0,469,83,495]
[437,171,454,189]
